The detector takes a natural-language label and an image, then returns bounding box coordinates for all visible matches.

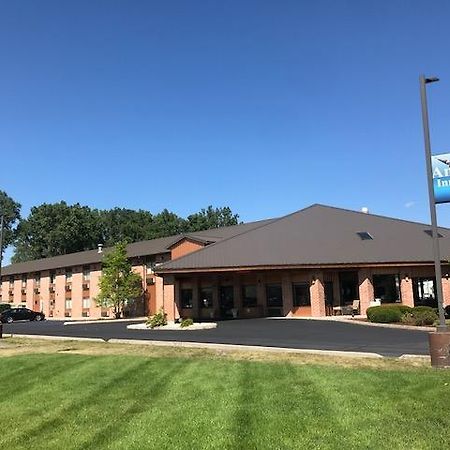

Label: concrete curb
[127,322,217,331]
[7,334,105,343]
[107,338,384,359]
[3,334,429,360]
[63,318,146,326]
[335,320,434,332]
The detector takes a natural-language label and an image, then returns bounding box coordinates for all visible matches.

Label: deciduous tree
[95,242,142,318]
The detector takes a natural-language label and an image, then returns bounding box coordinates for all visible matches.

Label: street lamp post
[419,74,447,332]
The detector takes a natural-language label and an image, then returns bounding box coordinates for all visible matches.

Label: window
[82,298,91,309]
[65,299,72,310]
[146,256,155,273]
[266,284,283,307]
[83,266,90,281]
[293,283,311,307]
[9,276,14,287]
[50,271,56,284]
[356,231,373,240]
[181,289,193,309]
[65,269,72,282]
[242,285,257,307]
[34,272,41,286]
[21,275,27,288]
[199,287,213,308]
[373,274,401,303]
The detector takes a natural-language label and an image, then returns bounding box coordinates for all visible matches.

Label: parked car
[0,303,12,313]
[0,308,45,323]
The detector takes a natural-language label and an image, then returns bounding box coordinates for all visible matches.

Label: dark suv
[0,308,45,323]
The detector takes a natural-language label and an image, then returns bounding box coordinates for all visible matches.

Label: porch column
[282,273,293,316]
[442,275,450,307]
[256,273,266,315]
[192,277,200,319]
[400,272,414,307]
[212,275,220,319]
[233,274,242,314]
[163,275,177,322]
[310,272,326,317]
[358,269,374,315]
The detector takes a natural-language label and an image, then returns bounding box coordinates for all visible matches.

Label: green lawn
[1,352,450,449]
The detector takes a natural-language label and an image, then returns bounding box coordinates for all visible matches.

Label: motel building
[1,204,450,321]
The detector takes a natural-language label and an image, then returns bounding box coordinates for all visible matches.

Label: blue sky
[2,1,450,249]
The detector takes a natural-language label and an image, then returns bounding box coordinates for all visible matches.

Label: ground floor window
[293,283,310,307]
[181,289,193,309]
[82,298,91,309]
[266,284,283,307]
[413,277,436,308]
[199,287,213,308]
[373,274,401,303]
[242,285,257,307]
[65,299,72,310]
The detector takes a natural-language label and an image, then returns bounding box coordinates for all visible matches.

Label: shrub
[402,306,438,326]
[147,309,167,329]
[180,318,194,328]
[366,306,403,323]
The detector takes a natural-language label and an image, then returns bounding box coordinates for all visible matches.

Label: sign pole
[419,74,447,331]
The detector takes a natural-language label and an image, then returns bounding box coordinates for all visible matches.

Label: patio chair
[351,300,360,317]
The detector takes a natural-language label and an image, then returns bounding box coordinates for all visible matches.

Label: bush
[147,309,167,329]
[402,306,438,326]
[366,306,403,323]
[180,318,194,328]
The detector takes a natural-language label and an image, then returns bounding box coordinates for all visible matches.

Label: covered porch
[158,264,450,321]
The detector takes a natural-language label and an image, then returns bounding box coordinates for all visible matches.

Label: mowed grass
[1,346,450,449]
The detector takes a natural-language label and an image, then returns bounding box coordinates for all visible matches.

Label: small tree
[95,242,142,318]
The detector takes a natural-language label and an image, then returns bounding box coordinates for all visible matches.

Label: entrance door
[219,286,234,318]
[338,272,359,306]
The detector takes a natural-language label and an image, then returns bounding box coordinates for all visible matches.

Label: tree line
[0,190,240,264]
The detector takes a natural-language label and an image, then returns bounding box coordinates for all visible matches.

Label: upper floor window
[83,266,90,281]
[34,272,41,286]
[21,275,27,288]
[9,276,14,287]
[65,269,72,283]
[50,270,56,284]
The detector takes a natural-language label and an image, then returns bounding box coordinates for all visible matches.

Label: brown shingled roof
[157,204,450,272]
[1,218,275,276]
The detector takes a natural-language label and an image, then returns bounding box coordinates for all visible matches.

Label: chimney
[361,207,369,214]
[97,244,103,254]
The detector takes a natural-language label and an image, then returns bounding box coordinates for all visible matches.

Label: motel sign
[432,153,450,204]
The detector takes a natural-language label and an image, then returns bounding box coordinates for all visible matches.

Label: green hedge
[366,304,412,323]
[402,306,438,326]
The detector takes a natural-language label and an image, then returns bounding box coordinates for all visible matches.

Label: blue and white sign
[432,153,450,203]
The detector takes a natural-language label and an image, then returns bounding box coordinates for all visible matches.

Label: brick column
[233,274,242,315]
[442,276,450,307]
[192,277,199,319]
[54,271,66,318]
[310,272,326,317]
[400,272,414,307]
[40,272,50,316]
[89,268,102,318]
[71,268,83,319]
[358,269,374,315]
[163,275,177,322]
[13,278,22,305]
[256,273,266,315]
[282,273,293,316]
[26,275,34,309]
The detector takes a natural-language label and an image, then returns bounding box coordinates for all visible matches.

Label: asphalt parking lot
[1,318,430,356]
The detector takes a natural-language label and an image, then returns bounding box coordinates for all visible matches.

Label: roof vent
[424,230,444,238]
[361,207,369,214]
[357,231,373,240]
[98,244,103,254]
